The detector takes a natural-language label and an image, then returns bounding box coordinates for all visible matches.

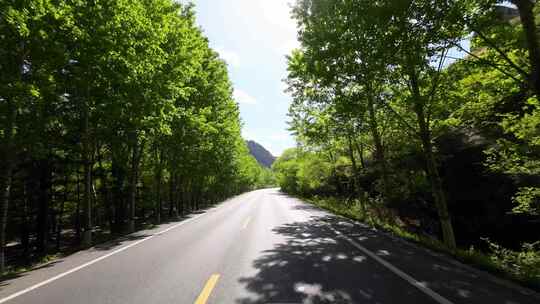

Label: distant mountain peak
[246,140,276,168]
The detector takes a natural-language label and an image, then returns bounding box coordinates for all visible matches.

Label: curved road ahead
[0,189,537,304]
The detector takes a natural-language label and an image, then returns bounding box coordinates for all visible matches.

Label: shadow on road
[321,216,540,304]
[0,205,218,291]
[237,209,538,304]
[236,216,426,304]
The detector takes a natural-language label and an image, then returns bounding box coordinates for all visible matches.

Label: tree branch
[426,47,450,125]
[379,98,418,138]
[472,28,529,78]
[450,41,524,84]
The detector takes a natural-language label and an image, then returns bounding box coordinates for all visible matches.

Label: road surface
[0,189,537,304]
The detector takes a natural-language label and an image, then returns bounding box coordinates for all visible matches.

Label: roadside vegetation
[275,0,540,289]
[0,0,271,275]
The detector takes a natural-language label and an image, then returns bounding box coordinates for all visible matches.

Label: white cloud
[258,0,296,31]
[216,47,241,68]
[269,132,290,141]
[255,0,299,56]
[234,88,257,105]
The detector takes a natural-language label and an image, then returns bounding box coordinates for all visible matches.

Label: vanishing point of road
[0,189,537,304]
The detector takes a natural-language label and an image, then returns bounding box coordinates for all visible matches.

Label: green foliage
[280,0,540,287]
[305,195,540,289]
[296,152,333,194]
[483,93,540,216]
[512,188,540,216]
[272,148,302,194]
[0,0,265,270]
[484,239,540,286]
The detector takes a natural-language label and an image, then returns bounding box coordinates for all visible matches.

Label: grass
[2,254,61,280]
[302,195,540,292]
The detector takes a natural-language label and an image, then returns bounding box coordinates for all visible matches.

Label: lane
[214,189,440,304]
[0,191,261,304]
[249,191,539,304]
[0,189,538,304]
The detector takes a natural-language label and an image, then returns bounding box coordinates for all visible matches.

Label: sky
[190,0,298,156]
[187,1,473,156]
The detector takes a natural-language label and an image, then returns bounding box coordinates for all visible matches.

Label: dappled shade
[237,213,538,304]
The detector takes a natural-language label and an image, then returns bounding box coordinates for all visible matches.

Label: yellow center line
[241,217,251,229]
[194,274,220,304]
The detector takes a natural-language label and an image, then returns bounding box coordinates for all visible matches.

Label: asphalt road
[0,188,538,304]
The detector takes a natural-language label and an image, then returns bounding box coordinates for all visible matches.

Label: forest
[274,0,540,288]
[0,0,272,274]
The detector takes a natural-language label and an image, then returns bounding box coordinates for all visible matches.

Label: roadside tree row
[0,0,267,272]
[280,0,540,255]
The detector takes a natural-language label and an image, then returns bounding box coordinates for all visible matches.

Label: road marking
[241,217,251,229]
[0,211,213,304]
[292,199,455,304]
[194,274,220,304]
[329,226,454,304]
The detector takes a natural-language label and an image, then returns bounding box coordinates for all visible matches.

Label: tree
[0,0,268,273]
[289,0,467,249]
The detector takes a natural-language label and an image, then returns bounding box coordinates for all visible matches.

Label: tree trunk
[111,156,126,234]
[169,172,175,218]
[21,180,30,263]
[127,142,137,233]
[75,171,81,243]
[347,132,367,215]
[178,180,185,216]
[366,91,391,198]
[127,137,143,233]
[56,173,68,251]
[82,158,92,247]
[155,149,163,224]
[176,181,182,217]
[193,182,200,211]
[188,182,193,212]
[97,149,113,232]
[36,160,51,255]
[0,99,15,273]
[514,0,540,96]
[354,141,366,169]
[0,171,12,273]
[81,97,92,247]
[410,69,457,250]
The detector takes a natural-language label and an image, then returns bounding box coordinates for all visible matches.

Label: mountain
[246,140,276,168]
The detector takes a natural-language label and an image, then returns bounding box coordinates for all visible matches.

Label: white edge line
[330,227,455,304]
[293,199,454,304]
[0,211,210,304]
